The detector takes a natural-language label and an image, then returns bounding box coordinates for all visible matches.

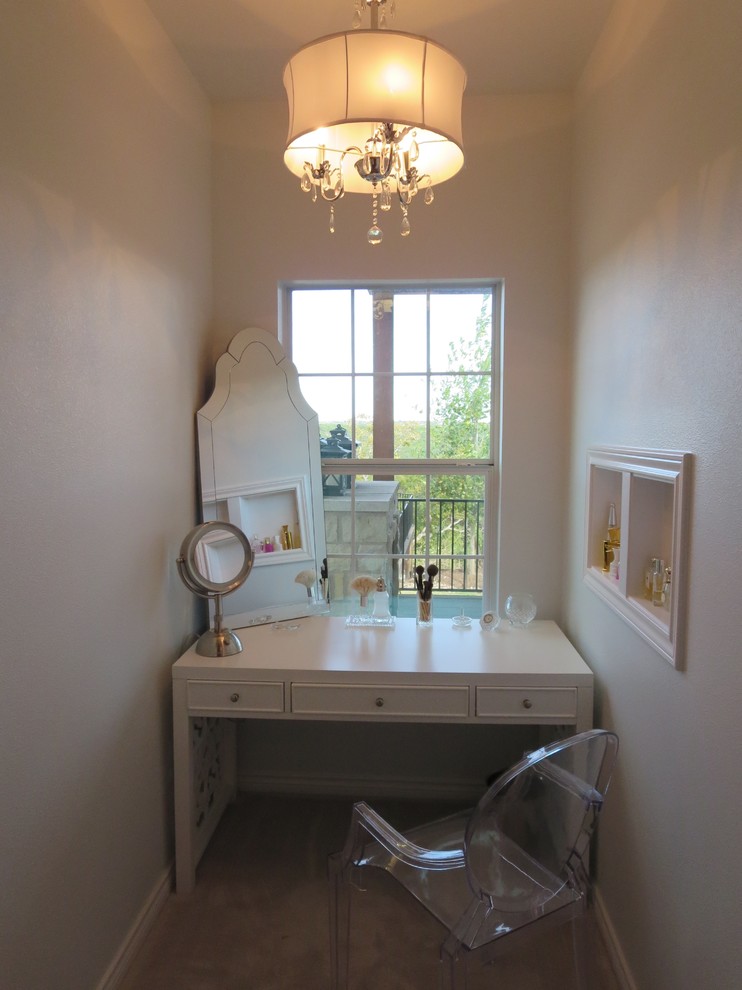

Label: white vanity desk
[172,616,594,893]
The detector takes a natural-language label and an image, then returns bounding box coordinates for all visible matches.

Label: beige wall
[0,2,211,986]
[567,0,742,986]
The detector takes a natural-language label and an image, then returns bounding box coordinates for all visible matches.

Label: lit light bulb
[381,64,410,95]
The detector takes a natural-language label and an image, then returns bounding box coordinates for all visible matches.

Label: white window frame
[279,280,503,613]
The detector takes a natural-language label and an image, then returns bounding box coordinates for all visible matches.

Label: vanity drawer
[291,682,469,718]
[187,680,285,714]
[476,687,577,720]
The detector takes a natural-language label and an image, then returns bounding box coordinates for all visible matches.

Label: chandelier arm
[391,124,414,145]
[319,145,362,199]
[320,184,345,203]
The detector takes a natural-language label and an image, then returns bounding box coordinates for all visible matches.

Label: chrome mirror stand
[176,521,253,657]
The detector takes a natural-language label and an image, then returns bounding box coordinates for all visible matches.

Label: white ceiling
[145,0,615,101]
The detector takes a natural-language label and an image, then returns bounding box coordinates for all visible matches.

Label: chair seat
[359,811,582,950]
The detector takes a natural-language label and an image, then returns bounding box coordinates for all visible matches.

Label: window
[282,283,501,619]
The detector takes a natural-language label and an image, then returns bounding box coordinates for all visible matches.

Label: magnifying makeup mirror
[177,521,254,657]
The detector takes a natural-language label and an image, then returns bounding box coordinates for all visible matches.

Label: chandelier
[283,0,466,245]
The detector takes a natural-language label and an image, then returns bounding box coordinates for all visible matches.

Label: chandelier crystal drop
[283,0,466,244]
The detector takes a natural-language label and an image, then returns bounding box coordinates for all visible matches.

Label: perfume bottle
[603,502,621,571]
[662,566,672,609]
[372,578,391,619]
[644,558,657,600]
[651,557,666,606]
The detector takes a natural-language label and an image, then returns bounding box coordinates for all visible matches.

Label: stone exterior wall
[323,481,400,603]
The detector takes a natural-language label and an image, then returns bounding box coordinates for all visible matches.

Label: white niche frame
[203,476,314,566]
[584,445,692,668]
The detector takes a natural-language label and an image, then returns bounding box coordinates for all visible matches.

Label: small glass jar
[416,596,433,627]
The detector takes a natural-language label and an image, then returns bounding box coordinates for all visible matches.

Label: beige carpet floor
[120,793,621,990]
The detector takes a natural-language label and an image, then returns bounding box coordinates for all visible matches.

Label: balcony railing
[398,495,485,594]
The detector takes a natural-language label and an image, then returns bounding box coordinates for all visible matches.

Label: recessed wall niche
[584,446,692,668]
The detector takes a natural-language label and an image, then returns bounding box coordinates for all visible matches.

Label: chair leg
[571,911,596,990]
[440,935,466,990]
[329,852,351,990]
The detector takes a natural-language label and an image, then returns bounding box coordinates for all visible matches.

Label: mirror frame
[177,521,253,596]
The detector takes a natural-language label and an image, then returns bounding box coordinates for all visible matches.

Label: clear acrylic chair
[329,728,619,989]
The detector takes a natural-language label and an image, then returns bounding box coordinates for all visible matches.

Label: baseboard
[593,885,637,990]
[237,770,482,803]
[95,865,173,990]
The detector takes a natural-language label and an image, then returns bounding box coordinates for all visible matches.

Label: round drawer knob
[522,698,533,710]
[230,692,240,703]
[375,697,385,708]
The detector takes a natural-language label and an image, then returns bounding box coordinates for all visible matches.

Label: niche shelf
[584,446,692,668]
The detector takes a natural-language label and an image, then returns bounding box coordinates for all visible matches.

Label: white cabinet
[584,446,692,668]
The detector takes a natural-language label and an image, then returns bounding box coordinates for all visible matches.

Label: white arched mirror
[197,328,327,626]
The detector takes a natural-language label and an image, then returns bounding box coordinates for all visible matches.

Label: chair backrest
[463,730,619,914]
